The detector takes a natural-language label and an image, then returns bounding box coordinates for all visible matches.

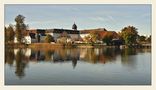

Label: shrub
[44,35,54,43]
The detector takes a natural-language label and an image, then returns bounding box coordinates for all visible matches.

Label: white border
[1,0,152,4]
[0,0,155,90]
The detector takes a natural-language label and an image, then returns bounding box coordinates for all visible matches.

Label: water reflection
[5,47,151,79]
[15,49,27,78]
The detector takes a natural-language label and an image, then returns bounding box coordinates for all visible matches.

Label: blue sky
[5,4,151,35]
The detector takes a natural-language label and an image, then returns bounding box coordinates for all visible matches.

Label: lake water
[5,47,151,85]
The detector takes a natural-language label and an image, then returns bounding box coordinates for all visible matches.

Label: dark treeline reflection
[5,49,28,78]
[120,48,151,68]
[5,47,151,78]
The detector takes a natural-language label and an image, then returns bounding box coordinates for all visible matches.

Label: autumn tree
[15,14,27,43]
[83,31,100,44]
[5,24,15,43]
[5,26,8,43]
[120,26,138,46]
[84,35,91,43]
[146,35,151,43]
[45,34,54,43]
[102,31,118,45]
[89,31,100,43]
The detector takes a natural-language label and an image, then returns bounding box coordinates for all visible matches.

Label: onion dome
[72,22,77,30]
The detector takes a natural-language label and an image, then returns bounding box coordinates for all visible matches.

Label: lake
[5,47,151,85]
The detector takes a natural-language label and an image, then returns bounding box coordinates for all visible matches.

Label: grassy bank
[28,43,64,50]
[5,43,28,49]
[5,43,151,50]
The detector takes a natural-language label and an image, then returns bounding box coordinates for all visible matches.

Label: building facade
[21,23,80,44]
[14,23,121,44]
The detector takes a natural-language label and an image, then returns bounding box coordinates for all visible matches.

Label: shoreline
[5,43,151,49]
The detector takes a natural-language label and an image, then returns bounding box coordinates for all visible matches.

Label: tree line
[84,25,151,46]
[5,15,28,44]
[5,14,151,46]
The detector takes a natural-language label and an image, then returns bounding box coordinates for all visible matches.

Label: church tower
[72,22,77,30]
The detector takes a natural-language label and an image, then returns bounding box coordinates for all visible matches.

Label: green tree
[138,35,146,43]
[45,34,54,43]
[15,14,27,43]
[102,35,112,45]
[120,26,138,46]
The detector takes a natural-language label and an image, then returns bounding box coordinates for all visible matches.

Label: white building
[16,23,113,44]
[46,28,80,41]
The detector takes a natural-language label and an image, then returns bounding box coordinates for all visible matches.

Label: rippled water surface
[5,47,151,85]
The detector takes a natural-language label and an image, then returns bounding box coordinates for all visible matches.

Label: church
[19,23,120,44]
[23,23,80,44]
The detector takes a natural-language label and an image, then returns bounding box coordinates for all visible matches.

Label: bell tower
[72,22,77,30]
